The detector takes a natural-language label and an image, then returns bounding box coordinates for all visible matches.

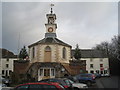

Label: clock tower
[45,4,57,38]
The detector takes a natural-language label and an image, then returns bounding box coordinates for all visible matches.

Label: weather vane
[50,4,54,14]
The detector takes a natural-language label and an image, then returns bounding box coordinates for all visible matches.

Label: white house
[0,48,17,77]
[72,49,110,76]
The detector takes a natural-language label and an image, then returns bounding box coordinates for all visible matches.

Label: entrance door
[44,46,51,62]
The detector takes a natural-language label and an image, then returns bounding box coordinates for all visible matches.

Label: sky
[1,1,118,55]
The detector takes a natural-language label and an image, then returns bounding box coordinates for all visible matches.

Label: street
[89,76,120,90]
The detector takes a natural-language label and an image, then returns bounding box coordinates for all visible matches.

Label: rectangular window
[96,70,99,74]
[9,70,12,75]
[90,59,93,62]
[44,69,50,76]
[90,70,94,74]
[101,71,103,74]
[5,70,8,76]
[40,69,43,76]
[100,59,103,62]
[104,70,107,74]
[6,64,9,68]
[90,64,94,68]
[2,70,4,75]
[51,69,55,76]
[100,64,103,67]
[6,58,9,61]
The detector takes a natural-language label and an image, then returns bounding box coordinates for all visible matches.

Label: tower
[45,4,57,38]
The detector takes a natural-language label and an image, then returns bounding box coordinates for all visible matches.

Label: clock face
[48,27,53,32]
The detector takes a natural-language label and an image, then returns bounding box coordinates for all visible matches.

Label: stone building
[27,6,86,81]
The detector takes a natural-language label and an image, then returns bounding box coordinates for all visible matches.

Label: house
[0,48,17,77]
[71,49,110,76]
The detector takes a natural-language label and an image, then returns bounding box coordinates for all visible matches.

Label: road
[90,76,120,90]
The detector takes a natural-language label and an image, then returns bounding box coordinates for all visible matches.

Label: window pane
[100,64,103,67]
[2,70,4,74]
[44,69,47,76]
[44,69,50,76]
[90,64,93,68]
[40,69,43,76]
[51,69,55,76]
[45,46,51,51]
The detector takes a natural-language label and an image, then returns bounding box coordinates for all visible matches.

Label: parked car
[75,73,96,86]
[94,73,101,78]
[0,83,7,89]
[1,77,11,86]
[63,78,88,89]
[39,78,72,89]
[13,82,65,90]
[39,78,87,89]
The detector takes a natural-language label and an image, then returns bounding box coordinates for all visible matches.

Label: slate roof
[71,49,108,58]
[28,37,72,48]
[0,48,17,58]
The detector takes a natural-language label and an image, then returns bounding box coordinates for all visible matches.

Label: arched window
[45,46,51,51]
[63,47,66,59]
[32,47,35,59]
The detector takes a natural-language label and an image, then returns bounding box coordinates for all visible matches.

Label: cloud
[2,2,118,54]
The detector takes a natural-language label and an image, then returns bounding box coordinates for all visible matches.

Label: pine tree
[19,46,28,60]
[74,44,81,60]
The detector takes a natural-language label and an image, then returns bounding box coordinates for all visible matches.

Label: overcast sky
[2,2,118,54]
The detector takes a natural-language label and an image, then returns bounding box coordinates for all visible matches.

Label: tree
[93,35,120,75]
[93,41,110,57]
[19,46,28,60]
[74,44,81,60]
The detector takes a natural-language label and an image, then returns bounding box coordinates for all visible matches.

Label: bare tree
[93,35,120,75]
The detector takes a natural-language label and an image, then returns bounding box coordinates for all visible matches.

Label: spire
[50,4,54,14]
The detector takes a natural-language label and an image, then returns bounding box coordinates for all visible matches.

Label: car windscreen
[49,79,67,86]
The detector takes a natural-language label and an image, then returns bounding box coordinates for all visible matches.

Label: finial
[50,4,54,14]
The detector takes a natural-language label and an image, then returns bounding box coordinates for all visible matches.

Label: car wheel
[87,81,91,86]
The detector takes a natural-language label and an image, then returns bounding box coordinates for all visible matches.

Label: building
[0,48,17,77]
[72,49,110,76]
[8,5,109,82]
[27,6,86,81]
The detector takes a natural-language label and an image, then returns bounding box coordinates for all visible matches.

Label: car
[94,73,101,78]
[62,78,88,89]
[0,83,7,89]
[75,73,96,86]
[13,82,65,90]
[39,78,72,89]
[1,77,11,86]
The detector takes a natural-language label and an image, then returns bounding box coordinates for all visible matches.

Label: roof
[71,49,108,58]
[0,48,17,58]
[28,37,71,48]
